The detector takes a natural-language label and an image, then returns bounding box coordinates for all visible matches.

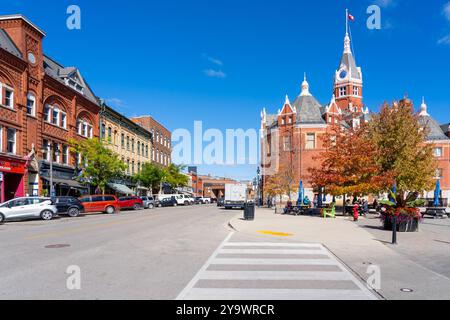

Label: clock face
[339,70,347,79]
[28,52,36,64]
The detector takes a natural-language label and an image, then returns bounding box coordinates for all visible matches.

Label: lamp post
[256,167,261,207]
[41,143,60,197]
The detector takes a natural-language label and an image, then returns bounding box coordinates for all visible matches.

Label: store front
[0,156,26,203]
[39,161,89,197]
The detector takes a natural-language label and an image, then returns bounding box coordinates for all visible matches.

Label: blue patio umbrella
[298,181,304,205]
[434,179,441,208]
[389,184,397,203]
[323,193,327,203]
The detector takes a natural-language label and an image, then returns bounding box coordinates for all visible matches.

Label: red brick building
[130,116,172,167]
[260,30,449,203]
[0,14,100,201]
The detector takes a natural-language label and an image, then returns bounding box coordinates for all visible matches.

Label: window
[0,126,2,152]
[433,148,443,157]
[4,87,13,108]
[339,86,347,97]
[146,145,149,158]
[61,112,67,129]
[137,141,141,155]
[121,133,125,148]
[42,139,50,161]
[26,93,36,116]
[137,162,141,173]
[436,169,443,179]
[44,105,51,122]
[126,136,130,151]
[132,139,135,153]
[306,133,316,150]
[108,127,112,142]
[77,119,93,138]
[281,118,286,125]
[52,108,59,125]
[152,147,155,161]
[7,128,16,154]
[353,86,359,96]
[52,142,60,162]
[101,123,106,139]
[62,145,69,165]
[132,161,135,175]
[283,136,291,151]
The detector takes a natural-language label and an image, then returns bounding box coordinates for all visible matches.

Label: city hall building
[260,30,450,203]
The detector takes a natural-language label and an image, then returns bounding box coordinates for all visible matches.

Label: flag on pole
[347,12,355,21]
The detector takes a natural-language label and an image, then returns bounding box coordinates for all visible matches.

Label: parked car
[118,196,144,210]
[0,197,57,223]
[174,194,194,206]
[51,196,85,217]
[194,197,211,204]
[139,196,155,209]
[217,197,225,207]
[79,195,119,214]
[159,196,178,207]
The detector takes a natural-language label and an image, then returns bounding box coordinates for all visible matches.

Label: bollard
[392,216,398,245]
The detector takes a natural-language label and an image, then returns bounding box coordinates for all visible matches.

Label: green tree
[69,138,127,194]
[162,164,189,190]
[368,99,436,207]
[134,163,165,194]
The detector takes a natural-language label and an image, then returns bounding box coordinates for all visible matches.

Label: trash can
[243,202,255,221]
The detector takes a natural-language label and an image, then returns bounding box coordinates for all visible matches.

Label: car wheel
[105,206,115,214]
[0,213,5,224]
[148,204,154,209]
[133,203,141,210]
[184,201,189,206]
[174,203,178,207]
[67,207,80,218]
[159,204,162,208]
[40,210,54,221]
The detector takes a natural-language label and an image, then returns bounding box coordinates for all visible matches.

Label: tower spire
[300,73,311,97]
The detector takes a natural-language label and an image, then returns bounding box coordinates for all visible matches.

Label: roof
[440,123,450,135]
[339,52,361,80]
[0,14,46,36]
[419,115,450,141]
[0,29,22,58]
[43,55,99,105]
[292,95,326,125]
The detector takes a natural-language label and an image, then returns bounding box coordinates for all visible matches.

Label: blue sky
[3,0,450,180]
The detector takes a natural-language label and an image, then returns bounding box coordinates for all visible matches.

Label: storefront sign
[0,159,26,174]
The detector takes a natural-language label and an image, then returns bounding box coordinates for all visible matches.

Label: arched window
[77,117,93,138]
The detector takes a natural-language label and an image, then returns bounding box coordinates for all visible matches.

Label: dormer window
[64,77,84,94]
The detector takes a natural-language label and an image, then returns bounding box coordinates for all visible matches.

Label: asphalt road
[0,204,237,300]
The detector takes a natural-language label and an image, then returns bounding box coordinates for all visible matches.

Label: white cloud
[444,2,450,21]
[204,69,226,78]
[438,34,450,45]
[105,98,125,107]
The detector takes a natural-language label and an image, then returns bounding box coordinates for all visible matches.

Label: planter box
[383,216,419,232]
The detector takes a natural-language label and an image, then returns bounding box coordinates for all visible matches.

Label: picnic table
[283,205,310,216]
[424,207,448,219]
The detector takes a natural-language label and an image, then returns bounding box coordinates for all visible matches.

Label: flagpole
[346,8,348,34]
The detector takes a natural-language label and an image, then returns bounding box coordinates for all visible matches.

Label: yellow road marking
[25,215,152,241]
[257,230,294,237]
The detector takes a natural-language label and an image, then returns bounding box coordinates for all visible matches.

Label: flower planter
[383,216,419,232]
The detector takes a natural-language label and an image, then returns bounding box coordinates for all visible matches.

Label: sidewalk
[228,208,450,300]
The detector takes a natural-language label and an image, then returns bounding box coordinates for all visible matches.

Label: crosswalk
[177,233,378,300]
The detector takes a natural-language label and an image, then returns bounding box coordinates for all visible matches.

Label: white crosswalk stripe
[177,232,378,300]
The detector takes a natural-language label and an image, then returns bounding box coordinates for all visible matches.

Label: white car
[174,194,195,206]
[0,197,58,223]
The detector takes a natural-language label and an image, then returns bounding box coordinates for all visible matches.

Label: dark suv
[51,197,85,217]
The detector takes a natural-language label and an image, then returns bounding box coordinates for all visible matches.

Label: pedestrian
[363,200,369,216]
[313,195,318,209]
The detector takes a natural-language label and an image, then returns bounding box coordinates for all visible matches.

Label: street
[0,205,235,299]
[0,205,379,300]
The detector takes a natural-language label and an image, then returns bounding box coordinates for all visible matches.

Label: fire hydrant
[353,204,359,222]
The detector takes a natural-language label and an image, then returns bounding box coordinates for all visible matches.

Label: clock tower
[333,31,363,113]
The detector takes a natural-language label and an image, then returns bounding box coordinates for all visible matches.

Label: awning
[136,186,149,191]
[42,177,88,189]
[108,183,135,195]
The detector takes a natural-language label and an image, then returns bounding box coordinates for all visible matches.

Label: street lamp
[41,142,60,197]
[256,166,261,207]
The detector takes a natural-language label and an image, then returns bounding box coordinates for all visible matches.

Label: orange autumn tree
[309,121,393,199]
